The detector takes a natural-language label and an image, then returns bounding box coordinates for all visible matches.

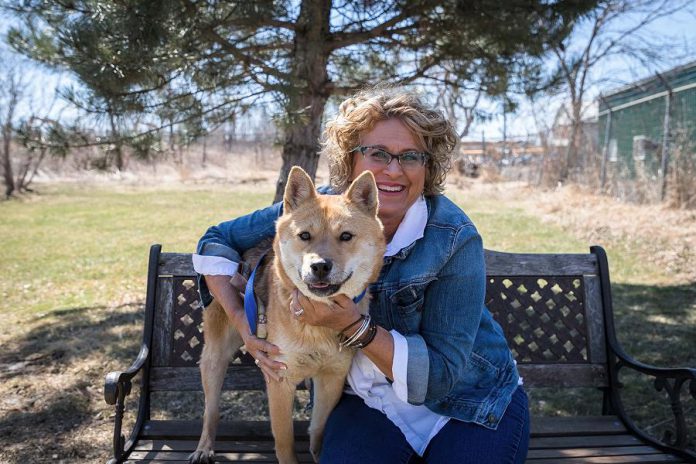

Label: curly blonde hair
[322,86,458,195]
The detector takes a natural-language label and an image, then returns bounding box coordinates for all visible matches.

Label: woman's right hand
[241,332,287,383]
[206,273,287,382]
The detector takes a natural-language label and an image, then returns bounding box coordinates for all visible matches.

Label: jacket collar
[384,195,429,261]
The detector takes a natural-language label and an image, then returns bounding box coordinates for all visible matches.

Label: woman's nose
[384,158,404,176]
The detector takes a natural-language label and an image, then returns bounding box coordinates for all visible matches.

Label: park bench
[105,244,696,463]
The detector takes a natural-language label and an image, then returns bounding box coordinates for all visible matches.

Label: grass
[0,180,694,462]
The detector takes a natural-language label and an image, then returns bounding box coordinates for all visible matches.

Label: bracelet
[338,315,371,351]
[338,314,380,350]
[352,318,378,349]
[343,315,370,346]
[339,315,364,335]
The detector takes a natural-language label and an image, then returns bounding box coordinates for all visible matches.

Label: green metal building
[597,61,696,197]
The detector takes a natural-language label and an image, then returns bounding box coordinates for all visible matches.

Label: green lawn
[0,182,693,461]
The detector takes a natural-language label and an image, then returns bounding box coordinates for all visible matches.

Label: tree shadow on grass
[0,302,144,376]
[0,302,145,463]
[610,282,696,367]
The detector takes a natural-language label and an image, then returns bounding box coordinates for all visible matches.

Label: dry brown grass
[457,179,696,284]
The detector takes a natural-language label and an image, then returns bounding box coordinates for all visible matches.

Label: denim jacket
[196,189,520,429]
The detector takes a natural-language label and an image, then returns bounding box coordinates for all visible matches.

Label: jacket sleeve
[195,201,283,306]
[401,224,486,405]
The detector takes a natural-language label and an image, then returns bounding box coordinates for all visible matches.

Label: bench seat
[121,417,686,463]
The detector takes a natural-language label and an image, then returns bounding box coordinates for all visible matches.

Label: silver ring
[293,307,304,317]
[254,358,260,366]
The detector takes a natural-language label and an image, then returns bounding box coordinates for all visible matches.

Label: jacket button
[487,414,496,424]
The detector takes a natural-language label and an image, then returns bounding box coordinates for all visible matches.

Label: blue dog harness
[244,252,367,339]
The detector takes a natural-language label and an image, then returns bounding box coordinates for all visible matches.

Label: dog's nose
[310,259,332,279]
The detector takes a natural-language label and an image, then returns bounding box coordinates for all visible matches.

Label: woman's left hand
[291,289,360,331]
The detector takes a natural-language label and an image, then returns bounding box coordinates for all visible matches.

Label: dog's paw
[188,449,215,464]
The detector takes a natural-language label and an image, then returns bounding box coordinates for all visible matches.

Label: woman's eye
[299,231,311,241]
[340,232,353,241]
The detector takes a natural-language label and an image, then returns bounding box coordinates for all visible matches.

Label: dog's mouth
[304,272,352,297]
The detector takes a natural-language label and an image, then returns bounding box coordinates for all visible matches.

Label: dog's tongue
[311,282,329,288]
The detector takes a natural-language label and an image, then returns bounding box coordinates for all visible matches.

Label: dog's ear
[284,166,317,212]
[345,170,379,217]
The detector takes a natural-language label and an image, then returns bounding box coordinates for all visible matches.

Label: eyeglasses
[352,145,429,170]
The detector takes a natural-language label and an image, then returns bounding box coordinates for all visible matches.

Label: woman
[194,87,529,463]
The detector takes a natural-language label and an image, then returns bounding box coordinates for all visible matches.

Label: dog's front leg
[308,371,348,462]
[267,378,299,464]
[190,301,242,464]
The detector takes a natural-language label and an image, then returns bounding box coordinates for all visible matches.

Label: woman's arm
[194,201,286,380]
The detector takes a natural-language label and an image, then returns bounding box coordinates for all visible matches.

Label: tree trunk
[273,0,332,203]
[2,89,18,198]
[2,124,14,198]
[560,103,582,182]
[108,109,125,171]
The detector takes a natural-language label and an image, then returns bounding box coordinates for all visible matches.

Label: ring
[293,307,304,317]
[254,358,260,366]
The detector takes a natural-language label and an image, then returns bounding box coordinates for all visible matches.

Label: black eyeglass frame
[351,145,429,168]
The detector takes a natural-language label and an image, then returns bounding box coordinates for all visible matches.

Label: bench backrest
[141,246,609,393]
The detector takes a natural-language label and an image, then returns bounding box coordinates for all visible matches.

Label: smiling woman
[193,86,530,464]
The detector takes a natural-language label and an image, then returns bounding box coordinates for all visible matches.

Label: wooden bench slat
[531,416,627,436]
[134,439,302,452]
[531,435,643,449]
[524,454,683,463]
[484,250,598,275]
[518,365,608,388]
[149,365,608,390]
[128,451,314,461]
[527,446,676,458]
[141,420,309,440]
[157,251,601,278]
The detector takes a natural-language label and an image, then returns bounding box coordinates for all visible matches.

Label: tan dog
[190,167,385,464]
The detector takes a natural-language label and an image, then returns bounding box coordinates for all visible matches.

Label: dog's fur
[189,167,386,464]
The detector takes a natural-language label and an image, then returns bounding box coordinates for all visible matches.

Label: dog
[189,166,385,464]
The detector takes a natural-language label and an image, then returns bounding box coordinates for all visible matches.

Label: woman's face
[351,118,427,223]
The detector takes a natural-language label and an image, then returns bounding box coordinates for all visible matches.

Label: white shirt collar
[384,195,427,257]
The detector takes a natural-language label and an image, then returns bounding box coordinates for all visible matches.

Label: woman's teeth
[378,184,404,192]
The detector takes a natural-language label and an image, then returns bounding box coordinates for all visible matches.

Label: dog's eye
[298,231,311,241]
[340,232,353,242]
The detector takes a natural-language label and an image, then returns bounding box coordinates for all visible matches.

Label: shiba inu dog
[190,167,385,464]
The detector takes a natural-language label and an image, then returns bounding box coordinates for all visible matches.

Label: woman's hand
[209,272,287,383]
[291,289,361,332]
[241,332,287,383]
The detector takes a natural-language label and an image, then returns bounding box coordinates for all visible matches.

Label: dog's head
[274,166,385,302]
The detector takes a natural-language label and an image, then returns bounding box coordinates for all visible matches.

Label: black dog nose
[310,260,332,279]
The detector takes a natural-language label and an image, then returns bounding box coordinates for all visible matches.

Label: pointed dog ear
[284,166,317,212]
[345,170,379,217]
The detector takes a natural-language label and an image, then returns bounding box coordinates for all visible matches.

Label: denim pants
[320,386,530,464]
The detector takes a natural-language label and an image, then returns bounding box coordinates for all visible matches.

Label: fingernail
[280,365,287,370]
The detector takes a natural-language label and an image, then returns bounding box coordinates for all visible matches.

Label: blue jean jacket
[196,190,520,429]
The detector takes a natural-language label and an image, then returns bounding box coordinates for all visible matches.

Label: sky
[467,3,696,142]
[2,3,696,142]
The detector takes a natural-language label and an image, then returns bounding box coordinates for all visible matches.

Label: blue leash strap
[244,252,267,337]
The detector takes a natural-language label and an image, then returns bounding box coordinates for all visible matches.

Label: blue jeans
[320,387,530,464]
